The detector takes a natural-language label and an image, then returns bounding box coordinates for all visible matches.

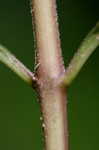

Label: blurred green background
[0,0,99,150]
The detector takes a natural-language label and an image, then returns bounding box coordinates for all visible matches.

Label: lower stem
[40,85,68,150]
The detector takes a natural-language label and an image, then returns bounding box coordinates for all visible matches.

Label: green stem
[0,45,36,85]
[62,23,99,86]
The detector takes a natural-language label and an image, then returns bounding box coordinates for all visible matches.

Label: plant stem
[0,45,36,85]
[31,0,65,78]
[62,23,99,86]
[40,84,68,150]
[31,0,68,150]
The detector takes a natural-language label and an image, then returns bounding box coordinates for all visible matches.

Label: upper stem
[31,0,65,80]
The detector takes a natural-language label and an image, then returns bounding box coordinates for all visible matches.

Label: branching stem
[0,1,99,150]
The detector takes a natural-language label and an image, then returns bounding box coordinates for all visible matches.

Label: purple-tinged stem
[31,0,68,150]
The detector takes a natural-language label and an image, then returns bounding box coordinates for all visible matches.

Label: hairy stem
[31,0,68,150]
[62,23,99,86]
[0,45,36,85]
[31,0,65,78]
[40,84,68,150]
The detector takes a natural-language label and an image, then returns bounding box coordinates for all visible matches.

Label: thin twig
[0,45,36,85]
[62,23,99,86]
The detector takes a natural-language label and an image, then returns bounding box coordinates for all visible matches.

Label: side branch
[62,23,99,86]
[0,45,36,86]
